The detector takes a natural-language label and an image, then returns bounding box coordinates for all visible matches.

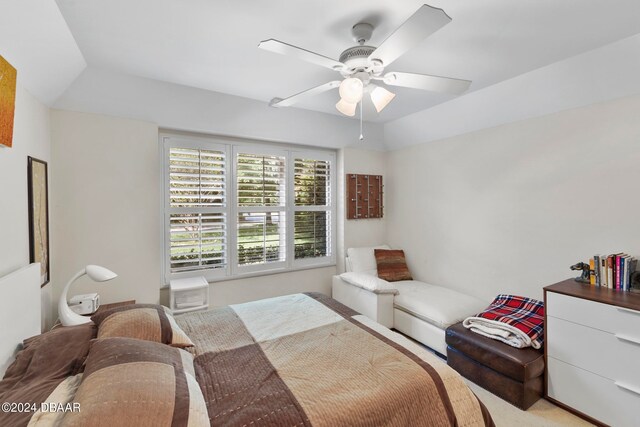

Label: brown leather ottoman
[445,322,544,410]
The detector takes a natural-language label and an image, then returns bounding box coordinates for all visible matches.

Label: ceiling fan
[259,4,471,118]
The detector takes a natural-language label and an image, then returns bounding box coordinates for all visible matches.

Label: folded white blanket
[339,272,399,295]
[462,317,539,349]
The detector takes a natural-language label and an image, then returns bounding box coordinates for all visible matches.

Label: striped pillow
[60,337,208,427]
[374,249,413,282]
[91,304,194,348]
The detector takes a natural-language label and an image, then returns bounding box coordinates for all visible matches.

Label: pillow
[0,324,96,427]
[346,245,391,274]
[91,304,194,348]
[339,272,399,295]
[60,337,208,427]
[374,249,413,282]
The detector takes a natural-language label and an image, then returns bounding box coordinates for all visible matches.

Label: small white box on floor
[169,276,209,314]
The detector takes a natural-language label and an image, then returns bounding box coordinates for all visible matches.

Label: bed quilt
[176,292,494,427]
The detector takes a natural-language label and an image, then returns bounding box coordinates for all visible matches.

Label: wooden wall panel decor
[346,174,383,219]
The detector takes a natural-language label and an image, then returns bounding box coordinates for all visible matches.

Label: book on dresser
[544,279,640,427]
[589,252,637,292]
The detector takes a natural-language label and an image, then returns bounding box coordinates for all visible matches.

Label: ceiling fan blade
[383,71,471,95]
[368,5,451,67]
[270,81,341,108]
[259,39,344,71]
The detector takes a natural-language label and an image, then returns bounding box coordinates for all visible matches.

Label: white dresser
[545,280,640,427]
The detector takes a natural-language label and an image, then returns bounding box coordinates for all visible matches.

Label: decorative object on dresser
[569,261,590,283]
[58,265,117,326]
[346,174,383,219]
[27,157,50,286]
[169,276,209,314]
[545,278,640,427]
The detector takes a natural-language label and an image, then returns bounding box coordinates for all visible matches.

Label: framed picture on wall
[28,157,50,286]
[0,54,17,148]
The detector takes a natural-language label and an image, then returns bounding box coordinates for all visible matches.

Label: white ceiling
[0,0,85,105]
[54,0,640,123]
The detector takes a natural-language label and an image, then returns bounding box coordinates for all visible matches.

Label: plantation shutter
[236,152,287,267]
[293,158,331,260]
[164,135,336,282]
[168,146,227,274]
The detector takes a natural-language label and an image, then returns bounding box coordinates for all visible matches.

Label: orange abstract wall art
[0,54,17,148]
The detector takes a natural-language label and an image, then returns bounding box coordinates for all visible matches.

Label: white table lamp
[59,265,117,326]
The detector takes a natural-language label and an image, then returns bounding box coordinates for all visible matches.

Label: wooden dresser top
[545,279,640,312]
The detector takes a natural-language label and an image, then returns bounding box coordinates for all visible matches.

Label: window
[293,157,331,262]
[162,135,335,283]
[235,149,287,273]
[165,140,228,280]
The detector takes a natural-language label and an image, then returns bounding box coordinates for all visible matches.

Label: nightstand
[52,300,136,329]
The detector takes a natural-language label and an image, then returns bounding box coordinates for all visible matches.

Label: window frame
[290,150,336,269]
[161,133,336,285]
[162,135,231,283]
[232,145,289,276]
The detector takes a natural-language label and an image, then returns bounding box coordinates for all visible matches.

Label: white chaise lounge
[332,246,488,355]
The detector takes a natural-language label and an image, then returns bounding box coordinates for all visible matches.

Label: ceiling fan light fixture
[336,98,357,117]
[370,86,396,113]
[338,78,364,103]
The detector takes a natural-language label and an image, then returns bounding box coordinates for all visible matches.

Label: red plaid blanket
[463,294,544,349]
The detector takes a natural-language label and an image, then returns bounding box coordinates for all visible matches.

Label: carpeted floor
[392,329,594,426]
[465,379,593,426]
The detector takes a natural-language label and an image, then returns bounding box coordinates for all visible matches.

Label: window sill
[161,262,337,289]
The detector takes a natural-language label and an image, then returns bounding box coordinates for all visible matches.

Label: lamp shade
[86,265,117,282]
[336,98,357,117]
[370,86,396,113]
[338,78,364,103]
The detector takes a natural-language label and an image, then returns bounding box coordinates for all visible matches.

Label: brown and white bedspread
[176,292,494,427]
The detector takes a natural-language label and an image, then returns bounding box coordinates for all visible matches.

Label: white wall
[54,67,386,150]
[337,147,388,272]
[0,84,53,330]
[160,266,336,308]
[384,32,640,149]
[50,110,161,307]
[386,94,640,302]
[51,110,337,310]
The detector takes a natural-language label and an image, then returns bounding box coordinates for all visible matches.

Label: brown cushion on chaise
[374,249,413,282]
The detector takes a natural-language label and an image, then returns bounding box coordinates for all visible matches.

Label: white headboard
[0,263,41,376]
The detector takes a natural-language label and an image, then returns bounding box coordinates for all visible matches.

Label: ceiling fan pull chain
[359,101,364,141]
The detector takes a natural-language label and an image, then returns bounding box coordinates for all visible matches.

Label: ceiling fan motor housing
[339,46,383,77]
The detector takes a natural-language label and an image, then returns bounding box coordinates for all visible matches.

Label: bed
[1,286,493,426]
